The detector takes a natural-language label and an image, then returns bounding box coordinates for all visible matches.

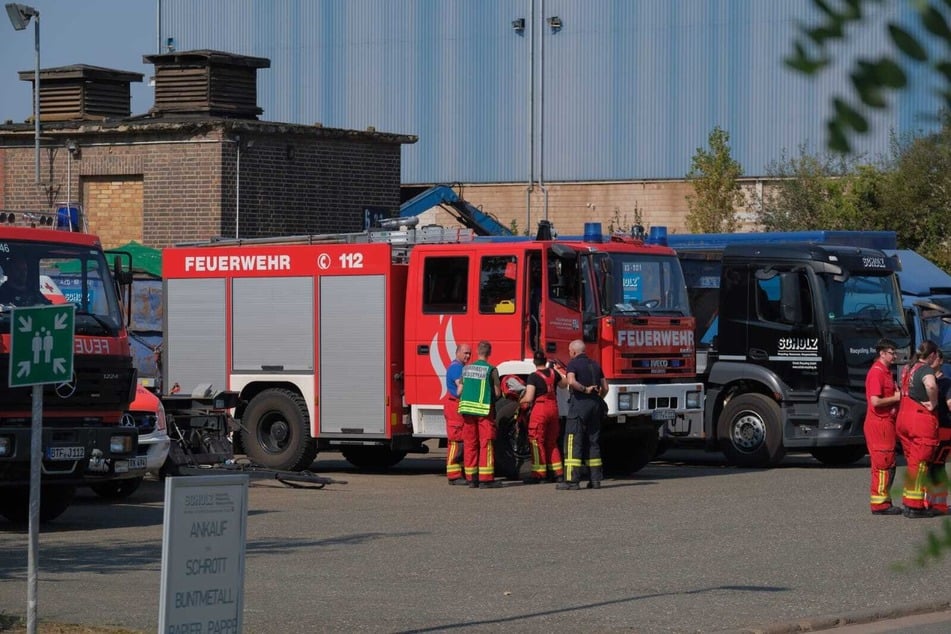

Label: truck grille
[0,354,135,418]
[618,353,695,377]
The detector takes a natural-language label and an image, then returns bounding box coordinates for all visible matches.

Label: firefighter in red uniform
[457,340,502,488]
[925,350,951,513]
[444,343,471,485]
[520,349,567,484]
[896,340,940,518]
[864,338,902,515]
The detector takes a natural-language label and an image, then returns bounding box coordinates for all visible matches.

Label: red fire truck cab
[1,217,142,522]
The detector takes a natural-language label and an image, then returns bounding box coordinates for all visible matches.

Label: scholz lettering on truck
[777,337,819,352]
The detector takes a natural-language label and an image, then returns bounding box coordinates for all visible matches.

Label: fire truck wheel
[809,446,867,466]
[90,477,144,500]
[493,399,530,480]
[0,485,76,524]
[718,393,785,467]
[241,388,318,471]
[340,446,407,470]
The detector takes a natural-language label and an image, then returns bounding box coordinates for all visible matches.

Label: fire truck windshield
[596,253,691,316]
[0,241,122,335]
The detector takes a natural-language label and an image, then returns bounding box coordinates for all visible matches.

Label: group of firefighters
[442,334,951,502]
[442,339,607,490]
[865,338,951,518]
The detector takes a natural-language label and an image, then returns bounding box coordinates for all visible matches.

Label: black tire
[493,399,529,480]
[810,446,867,466]
[90,477,143,500]
[602,432,659,476]
[340,446,407,470]
[718,393,785,467]
[240,388,317,471]
[0,485,76,524]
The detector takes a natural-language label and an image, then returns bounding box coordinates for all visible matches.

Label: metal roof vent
[17,64,143,122]
[143,49,271,119]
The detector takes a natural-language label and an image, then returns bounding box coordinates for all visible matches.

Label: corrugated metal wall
[159,0,940,184]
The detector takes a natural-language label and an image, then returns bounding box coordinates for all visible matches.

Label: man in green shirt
[457,340,502,488]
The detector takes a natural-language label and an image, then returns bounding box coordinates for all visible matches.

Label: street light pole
[6,3,41,185]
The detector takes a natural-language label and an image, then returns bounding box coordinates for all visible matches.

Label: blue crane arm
[399,185,513,236]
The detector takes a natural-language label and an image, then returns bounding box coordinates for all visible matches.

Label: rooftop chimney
[17,64,143,121]
[143,49,270,119]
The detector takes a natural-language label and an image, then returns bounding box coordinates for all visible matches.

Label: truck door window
[755,276,781,322]
[422,256,468,314]
[756,270,813,325]
[479,255,517,314]
[548,250,579,309]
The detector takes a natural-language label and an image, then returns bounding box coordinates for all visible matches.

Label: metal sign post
[9,304,75,634]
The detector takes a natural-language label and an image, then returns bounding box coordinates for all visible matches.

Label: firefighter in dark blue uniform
[558,339,608,490]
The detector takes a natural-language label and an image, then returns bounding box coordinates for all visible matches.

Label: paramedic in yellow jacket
[457,340,502,488]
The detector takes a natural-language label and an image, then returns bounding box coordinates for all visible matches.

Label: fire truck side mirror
[111,254,134,286]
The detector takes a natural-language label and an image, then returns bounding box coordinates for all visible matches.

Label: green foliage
[892,518,951,571]
[878,118,951,271]
[685,127,744,233]
[788,0,951,153]
[756,118,951,274]
[754,147,891,231]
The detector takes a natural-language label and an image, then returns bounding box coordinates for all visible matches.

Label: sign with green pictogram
[8,305,75,388]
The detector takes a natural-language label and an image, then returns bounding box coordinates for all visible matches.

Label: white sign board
[159,475,249,634]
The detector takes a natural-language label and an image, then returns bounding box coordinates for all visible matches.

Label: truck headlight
[686,390,702,409]
[618,393,632,410]
[110,435,134,454]
[0,436,12,457]
[823,404,849,429]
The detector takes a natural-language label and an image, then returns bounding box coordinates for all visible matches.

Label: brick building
[0,51,415,249]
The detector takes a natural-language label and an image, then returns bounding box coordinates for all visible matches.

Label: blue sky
[1,0,155,123]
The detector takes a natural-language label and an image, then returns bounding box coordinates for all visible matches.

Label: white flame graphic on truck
[428,315,458,398]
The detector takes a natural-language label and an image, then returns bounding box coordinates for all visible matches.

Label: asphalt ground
[2,449,951,633]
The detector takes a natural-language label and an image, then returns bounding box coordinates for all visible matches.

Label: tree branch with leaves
[788,0,951,153]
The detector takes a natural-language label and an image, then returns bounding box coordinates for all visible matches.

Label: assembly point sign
[8,305,75,388]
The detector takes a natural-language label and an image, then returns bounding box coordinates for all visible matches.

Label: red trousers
[897,400,939,510]
[462,414,496,482]
[444,397,464,481]
[865,414,897,511]
[528,398,563,479]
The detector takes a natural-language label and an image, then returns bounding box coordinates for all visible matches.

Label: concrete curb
[722,598,951,633]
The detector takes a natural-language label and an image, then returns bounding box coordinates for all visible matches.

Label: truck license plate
[46,446,85,460]
[115,457,147,473]
[651,409,676,422]
[129,456,147,471]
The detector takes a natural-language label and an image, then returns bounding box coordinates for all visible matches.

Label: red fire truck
[160,221,702,476]
[0,211,143,522]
